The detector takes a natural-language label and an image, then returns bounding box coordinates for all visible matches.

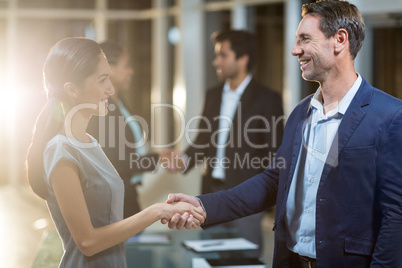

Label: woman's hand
[159,193,206,229]
[159,201,205,229]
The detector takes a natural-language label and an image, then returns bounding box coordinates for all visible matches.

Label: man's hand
[160,193,206,230]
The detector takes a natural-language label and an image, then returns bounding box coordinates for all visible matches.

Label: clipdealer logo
[63,102,287,171]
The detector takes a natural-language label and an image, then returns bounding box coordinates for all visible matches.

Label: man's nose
[212,57,220,67]
[291,43,302,56]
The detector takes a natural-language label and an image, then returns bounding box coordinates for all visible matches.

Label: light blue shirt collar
[310,73,362,118]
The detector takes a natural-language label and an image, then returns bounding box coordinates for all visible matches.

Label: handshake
[157,151,204,228]
[160,193,206,230]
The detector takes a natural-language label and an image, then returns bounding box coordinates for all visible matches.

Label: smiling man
[165,1,402,267]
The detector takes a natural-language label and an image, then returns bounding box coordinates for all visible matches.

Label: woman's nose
[108,80,115,95]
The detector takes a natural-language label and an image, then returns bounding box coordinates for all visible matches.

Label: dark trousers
[288,250,317,268]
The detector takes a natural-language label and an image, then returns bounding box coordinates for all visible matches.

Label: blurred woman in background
[87,41,160,219]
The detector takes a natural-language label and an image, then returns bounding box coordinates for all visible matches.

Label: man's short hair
[211,29,257,72]
[302,0,365,59]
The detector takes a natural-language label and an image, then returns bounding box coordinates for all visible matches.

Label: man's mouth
[299,59,310,70]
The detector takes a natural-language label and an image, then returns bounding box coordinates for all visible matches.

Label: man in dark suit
[164,1,402,267]
[88,42,160,219]
[166,30,284,255]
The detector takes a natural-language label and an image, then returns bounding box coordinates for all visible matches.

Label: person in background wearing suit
[165,30,284,256]
[163,1,402,267]
[88,41,160,219]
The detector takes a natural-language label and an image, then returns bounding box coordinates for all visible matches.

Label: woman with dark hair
[26,37,204,268]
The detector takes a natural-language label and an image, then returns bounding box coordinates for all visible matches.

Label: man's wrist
[195,197,207,225]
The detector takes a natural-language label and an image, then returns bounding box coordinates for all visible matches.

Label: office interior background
[0,0,401,267]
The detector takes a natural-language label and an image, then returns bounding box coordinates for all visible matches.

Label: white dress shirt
[285,74,362,258]
[211,74,252,179]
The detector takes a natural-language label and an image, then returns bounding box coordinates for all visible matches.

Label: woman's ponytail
[26,97,64,199]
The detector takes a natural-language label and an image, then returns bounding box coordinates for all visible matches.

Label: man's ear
[334,28,348,54]
[238,54,249,71]
[63,82,79,98]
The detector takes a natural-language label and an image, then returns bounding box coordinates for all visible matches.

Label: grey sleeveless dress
[43,134,127,268]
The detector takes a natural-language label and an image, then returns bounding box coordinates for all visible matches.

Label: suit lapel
[237,78,257,112]
[320,78,372,183]
[230,79,257,143]
[287,102,312,187]
[208,85,224,154]
[210,85,224,119]
[277,99,312,221]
